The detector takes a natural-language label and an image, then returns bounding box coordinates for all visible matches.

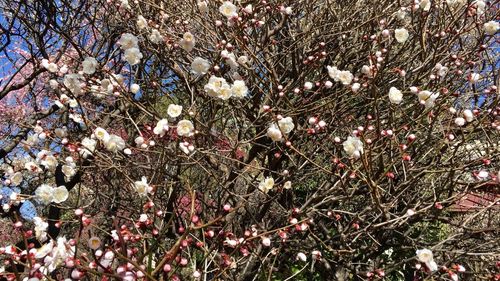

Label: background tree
[0,0,498,280]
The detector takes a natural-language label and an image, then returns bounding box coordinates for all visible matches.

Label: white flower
[416,248,434,263]
[134,176,152,196]
[180,32,195,52]
[80,137,96,158]
[48,237,74,272]
[63,74,83,95]
[219,1,238,18]
[204,76,232,99]
[62,165,76,179]
[153,119,170,136]
[35,240,54,259]
[42,59,58,73]
[475,0,486,15]
[338,70,353,85]
[167,104,183,118]
[52,186,69,204]
[435,63,448,77]
[395,28,409,43]
[177,120,194,137]
[35,184,54,205]
[261,237,271,247]
[179,142,190,155]
[33,217,48,242]
[238,56,249,65]
[68,99,78,108]
[296,252,307,262]
[243,4,253,14]
[267,124,283,141]
[82,57,98,74]
[149,29,163,44]
[388,87,403,104]
[198,1,208,13]
[417,90,439,109]
[124,47,143,65]
[104,134,126,153]
[10,172,23,186]
[191,57,210,75]
[130,83,140,94]
[484,20,500,35]
[94,127,110,142]
[283,181,292,189]
[218,83,233,100]
[343,136,363,159]
[135,136,145,146]
[455,117,466,126]
[463,109,474,122]
[118,33,139,50]
[327,66,340,80]
[136,15,148,30]
[41,155,58,171]
[231,80,248,98]
[427,260,438,272]
[420,0,431,11]
[258,177,274,193]
[278,117,295,134]
[221,50,238,69]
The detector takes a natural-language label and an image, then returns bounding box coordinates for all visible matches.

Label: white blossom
[104,134,126,153]
[484,21,499,35]
[180,32,195,52]
[52,186,69,204]
[33,217,48,242]
[231,80,248,98]
[278,117,295,134]
[455,117,466,126]
[134,176,153,196]
[82,57,98,74]
[343,136,364,159]
[136,15,148,30]
[177,120,194,137]
[118,33,139,50]
[167,104,183,118]
[258,177,274,193]
[130,83,140,94]
[388,87,403,104]
[153,119,170,136]
[219,1,238,18]
[41,59,58,73]
[416,248,433,263]
[149,29,163,44]
[417,90,439,109]
[283,181,292,189]
[80,137,96,158]
[191,57,210,75]
[463,109,474,122]
[204,75,232,99]
[123,47,143,65]
[395,28,409,43]
[94,127,110,142]
[267,124,283,141]
[35,184,54,205]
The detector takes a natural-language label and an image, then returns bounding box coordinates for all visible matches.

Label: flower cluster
[204,76,248,99]
[118,33,143,65]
